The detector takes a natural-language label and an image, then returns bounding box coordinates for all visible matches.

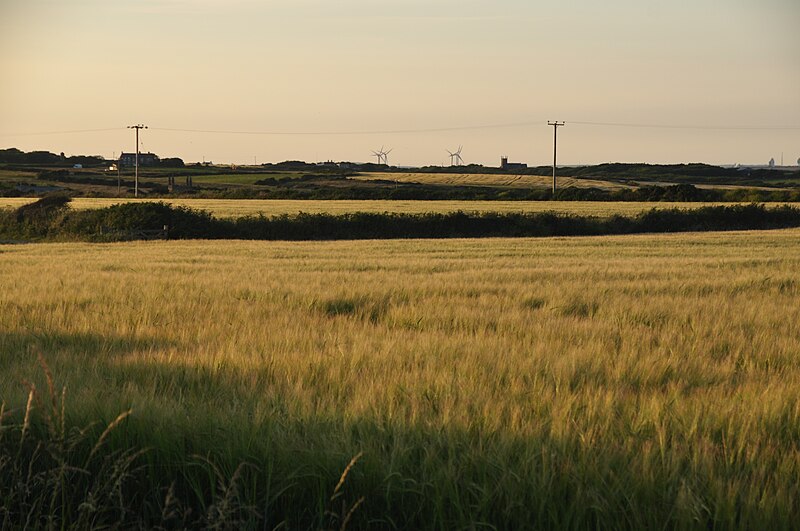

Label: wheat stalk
[331,451,363,502]
[90,409,132,458]
[20,387,35,445]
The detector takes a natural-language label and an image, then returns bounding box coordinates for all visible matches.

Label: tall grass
[1,230,800,527]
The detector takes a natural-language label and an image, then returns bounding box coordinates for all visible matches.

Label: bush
[61,202,230,240]
[0,195,73,240]
[2,202,800,243]
[14,194,71,222]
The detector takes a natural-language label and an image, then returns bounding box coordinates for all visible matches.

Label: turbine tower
[372,146,384,164]
[371,146,391,165]
[446,146,464,166]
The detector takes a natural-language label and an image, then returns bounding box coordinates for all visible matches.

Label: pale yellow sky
[1,0,798,166]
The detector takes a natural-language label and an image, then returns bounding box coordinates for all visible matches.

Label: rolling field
[2,230,800,527]
[187,172,299,185]
[2,197,792,218]
[354,171,632,189]
[353,172,786,191]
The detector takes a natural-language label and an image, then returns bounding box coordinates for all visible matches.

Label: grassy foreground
[2,231,800,528]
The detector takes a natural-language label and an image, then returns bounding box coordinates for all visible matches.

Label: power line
[141,121,800,135]
[567,120,800,131]
[1,120,798,139]
[148,121,543,136]
[0,127,124,137]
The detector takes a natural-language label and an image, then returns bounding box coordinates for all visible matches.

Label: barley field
[354,171,630,189]
[2,230,800,528]
[353,172,780,191]
[1,197,787,218]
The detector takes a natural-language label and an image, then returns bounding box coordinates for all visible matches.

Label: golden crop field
[2,229,800,527]
[2,197,789,218]
[353,172,783,191]
[354,171,631,189]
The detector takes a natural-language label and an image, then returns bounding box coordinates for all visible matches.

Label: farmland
[353,172,632,189]
[2,229,800,528]
[2,197,794,218]
[4,159,800,203]
[354,171,787,191]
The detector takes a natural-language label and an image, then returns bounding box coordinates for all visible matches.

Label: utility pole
[548,121,565,195]
[113,151,121,195]
[127,124,147,197]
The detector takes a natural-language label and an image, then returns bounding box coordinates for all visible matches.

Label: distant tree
[67,155,106,166]
[28,151,63,164]
[159,157,185,168]
[0,148,25,163]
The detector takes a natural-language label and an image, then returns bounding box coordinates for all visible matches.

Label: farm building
[500,156,527,171]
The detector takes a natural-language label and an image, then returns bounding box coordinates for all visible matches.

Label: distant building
[317,160,353,169]
[119,152,159,167]
[500,156,527,171]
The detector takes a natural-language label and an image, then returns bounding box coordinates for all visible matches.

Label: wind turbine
[371,146,391,165]
[447,146,464,166]
[372,146,385,165]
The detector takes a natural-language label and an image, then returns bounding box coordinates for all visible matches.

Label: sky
[1,0,799,167]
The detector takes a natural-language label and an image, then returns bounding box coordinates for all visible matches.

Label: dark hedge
[2,198,800,242]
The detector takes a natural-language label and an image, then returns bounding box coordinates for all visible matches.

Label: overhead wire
[148,121,543,136]
[147,121,800,134]
[566,120,800,131]
[0,127,124,137]
[1,121,798,137]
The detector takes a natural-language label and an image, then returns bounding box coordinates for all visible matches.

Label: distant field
[3,197,791,218]
[355,171,630,189]
[355,171,787,191]
[4,167,792,199]
[187,172,299,185]
[0,169,37,179]
[2,230,800,528]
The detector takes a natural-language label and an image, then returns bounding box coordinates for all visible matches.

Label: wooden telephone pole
[127,124,147,197]
[548,121,565,195]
